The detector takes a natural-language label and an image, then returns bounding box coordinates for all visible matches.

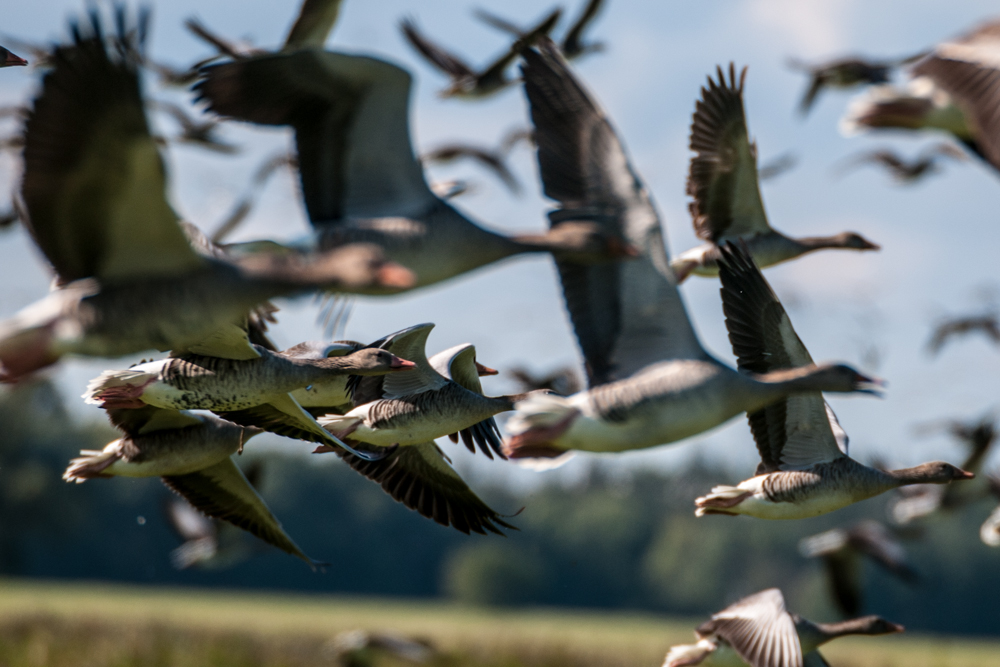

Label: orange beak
[376,263,416,289]
[391,357,418,370]
[475,361,499,376]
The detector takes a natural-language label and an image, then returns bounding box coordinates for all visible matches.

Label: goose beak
[376,262,416,289]
[957,469,976,480]
[475,361,499,376]
[856,373,887,397]
[886,622,906,634]
[859,239,881,251]
[390,357,417,370]
[2,50,27,68]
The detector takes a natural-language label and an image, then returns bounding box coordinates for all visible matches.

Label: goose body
[664,588,904,667]
[672,65,878,282]
[62,405,320,566]
[194,44,631,295]
[694,245,973,521]
[503,45,878,461]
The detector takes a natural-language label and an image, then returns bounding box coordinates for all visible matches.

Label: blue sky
[2,0,1000,488]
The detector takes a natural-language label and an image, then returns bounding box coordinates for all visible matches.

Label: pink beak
[391,357,417,370]
[475,361,499,376]
[1,49,27,68]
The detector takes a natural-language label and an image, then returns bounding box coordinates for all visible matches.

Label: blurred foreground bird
[400,9,560,99]
[842,19,1000,175]
[663,588,904,667]
[788,54,920,116]
[316,323,522,534]
[799,520,918,617]
[836,143,966,183]
[210,151,297,243]
[62,405,323,567]
[981,474,1000,546]
[0,10,413,382]
[693,245,972,520]
[503,45,879,464]
[326,629,433,667]
[671,65,880,282]
[475,0,606,61]
[195,43,633,295]
[926,312,1000,356]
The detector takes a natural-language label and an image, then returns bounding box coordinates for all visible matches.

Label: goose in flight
[0,10,413,382]
[475,0,607,61]
[671,65,879,282]
[835,142,966,183]
[788,53,921,116]
[842,19,1000,175]
[663,588,904,667]
[194,43,633,294]
[502,43,879,462]
[400,9,560,99]
[315,323,522,534]
[63,405,322,567]
[694,245,973,520]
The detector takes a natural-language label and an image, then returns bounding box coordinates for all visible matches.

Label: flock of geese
[0,1,999,666]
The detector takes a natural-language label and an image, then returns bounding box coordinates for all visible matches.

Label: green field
[0,579,996,667]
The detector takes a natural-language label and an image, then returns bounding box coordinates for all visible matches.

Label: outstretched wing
[696,588,802,667]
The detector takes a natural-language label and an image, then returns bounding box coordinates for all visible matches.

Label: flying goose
[400,10,560,99]
[63,405,322,567]
[0,10,414,383]
[149,98,239,154]
[926,312,1000,356]
[476,0,607,61]
[835,142,967,183]
[694,245,973,520]
[502,43,879,461]
[509,365,582,397]
[798,520,918,617]
[313,324,521,534]
[889,412,997,524]
[787,54,920,116]
[663,588,904,667]
[194,44,633,294]
[981,474,1000,547]
[421,140,522,194]
[0,45,27,68]
[84,322,414,461]
[671,65,879,282]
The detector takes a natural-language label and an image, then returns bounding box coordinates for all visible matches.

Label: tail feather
[83,368,155,406]
[316,413,361,439]
[63,445,121,483]
[694,485,750,516]
[504,393,578,461]
[506,392,576,432]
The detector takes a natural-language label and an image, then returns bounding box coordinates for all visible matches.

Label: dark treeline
[2,380,998,636]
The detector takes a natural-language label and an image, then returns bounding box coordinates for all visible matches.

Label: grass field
[0,579,997,667]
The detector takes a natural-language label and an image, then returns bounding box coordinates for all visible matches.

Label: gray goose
[787,54,918,116]
[400,10,559,99]
[798,520,918,617]
[502,42,878,462]
[193,40,634,295]
[671,64,879,282]
[836,143,967,184]
[842,19,1000,174]
[84,323,414,461]
[663,588,903,667]
[0,10,413,382]
[63,405,321,567]
[694,244,973,520]
[315,323,520,534]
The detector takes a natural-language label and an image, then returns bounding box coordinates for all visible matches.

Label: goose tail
[503,392,579,460]
[694,485,750,516]
[83,368,156,408]
[663,641,713,667]
[63,445,121,483]
[316,413,362,440]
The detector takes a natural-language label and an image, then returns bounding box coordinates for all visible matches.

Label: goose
[670,65,879,283]
[194,34,634,294]
[693,244,973,520]
[400,10,559,99]
[509,365,582,397]
[981,474,1000,546]
[329,630,434,667]
[835,143,966,184]
[421,140,522,194]
[663,588,904,667]
[149,99,239,154]
[757,152,798,182]
[476,0,607,61]
[62,405,322,567]
[84,323,414,461]
[787,54,920,116]
[502,43,879,462]
[313,323,521,534]
[211,151,297,243]
[926,312,1000,356]
[842,19,1000,174]
[798,520,918,617]
[889,412,996,524]
[0,10,414,383]
[0,45,27,68]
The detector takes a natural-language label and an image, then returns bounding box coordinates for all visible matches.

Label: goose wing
[106,405,205,436]
[696,588,803,667]
[171,322,261,361]
[429,344,505,459]
[717,243,846,472]
[911,20,1000,171]
[21,9,204,285]
[195,49,435,225]
[334,441,516,535]
[521,39,704,387]
[348,323,447,403]
[163,496,217,542]
[282,0,343,50]
[562,0,605,57]
[849,521,918,581]
[399,19,475,80]
[162,457,321,566]
[216,393,345,446]
[687,64,772,243]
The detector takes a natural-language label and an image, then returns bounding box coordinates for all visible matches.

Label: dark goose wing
[22,9,204,284]
[521,39,704,387]
[717,243,846,473]
[195,50,436,225]
[282,0,344,51]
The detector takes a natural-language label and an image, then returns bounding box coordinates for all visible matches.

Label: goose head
[896,461,975,485]
[329,348,417,375]
[775,363,885,395]
[544,221,639,261]
[834,232,880,251]
[853,617,906,636]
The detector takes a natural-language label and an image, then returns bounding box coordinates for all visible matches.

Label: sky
[2,0,1000,490]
